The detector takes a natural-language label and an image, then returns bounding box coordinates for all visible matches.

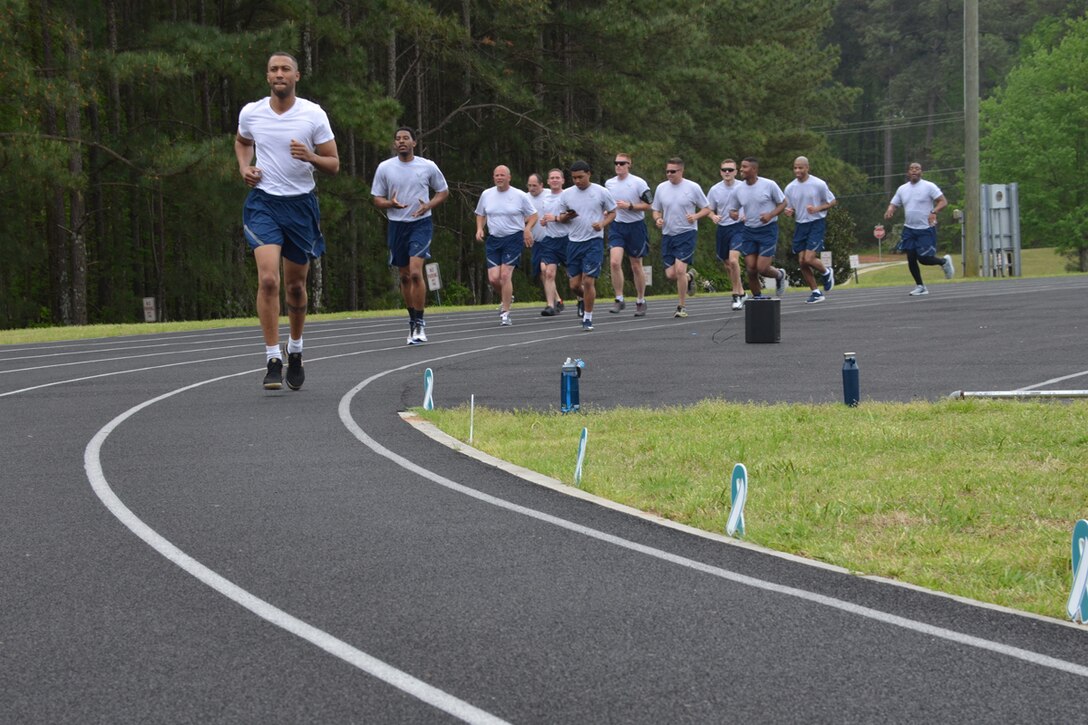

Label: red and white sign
[873,225,886,240]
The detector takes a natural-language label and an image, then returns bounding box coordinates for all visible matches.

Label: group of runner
[235,52,954,390]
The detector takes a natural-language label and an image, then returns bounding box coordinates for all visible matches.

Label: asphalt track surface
[3,275,1088,723]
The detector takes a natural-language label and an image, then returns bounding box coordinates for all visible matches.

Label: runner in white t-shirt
[556,160,616,331]
[651,157,711,318]
[604,153,652,317]
[729,157,788,299]
[235,52,339,391]
[371,126,449,344]
[534,169,569,317]
[706,158,747,310]
[783,156,836,304]
[475,165,538,326]
[884,162,952,296]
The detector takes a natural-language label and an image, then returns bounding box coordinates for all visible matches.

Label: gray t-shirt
[706,180,742,227]
[371,156,448,222]
[784,175,836,224]
[891,179,943,229]
[605,174,650,224]
[732,177,785,228]
[559,183,617,242]
[652,178,708,236]
[475,187,537,237]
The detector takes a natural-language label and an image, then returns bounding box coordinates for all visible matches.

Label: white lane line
[339,349,1088,680]
[1018,369,1088,390]
[83,373,509,725]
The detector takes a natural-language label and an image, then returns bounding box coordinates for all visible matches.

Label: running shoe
[909,285,929,296]
[943,254,955,279]
[577,298,584,319]
[500,312,512,326]
[731,294,744,310]
[285,350,305,390]
[686,270,695,295]
[823,267,835,292]
[406,322,417,345]
[541,306,556,316]
[412,320,428,343]
[609,299,625,313]
[634,301,647,317]
[674,306,688,318]
[805,291,825,304]
[263,356,284,390]
[555,299,565,313]
[582,318,594,331]
[776,269,788,297]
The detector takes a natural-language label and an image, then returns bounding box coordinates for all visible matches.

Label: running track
[3,276,1087,722]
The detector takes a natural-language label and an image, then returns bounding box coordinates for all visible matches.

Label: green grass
[420,399,1088,619]
[849,246,1079,288]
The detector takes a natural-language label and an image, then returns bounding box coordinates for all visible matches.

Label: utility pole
[964,0,980,277]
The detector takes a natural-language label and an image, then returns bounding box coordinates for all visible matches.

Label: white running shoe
[943,254,955,279]
[909,285,929,296]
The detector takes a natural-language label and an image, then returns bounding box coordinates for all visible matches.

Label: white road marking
[338,347,1088,680]
[83,373,509,725]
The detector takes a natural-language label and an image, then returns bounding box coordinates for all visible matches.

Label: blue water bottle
[561,358,583,413]
[842,352,860,407]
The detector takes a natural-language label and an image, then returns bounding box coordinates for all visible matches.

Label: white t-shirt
[891,179,944,229]
[559,184,616,242]
[706,180,741,227]
[371,156,448,222]
[237,97,334,196]
[784,175,836,224]
[732,177,786,228]
[540,191,569,239]
[652,178,708,236]
[528,191,547,241]
[605,174,650,224]
[475,187,537,237]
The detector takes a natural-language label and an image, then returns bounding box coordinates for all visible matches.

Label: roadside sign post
[425,262,442,305]
[874,225,885,262]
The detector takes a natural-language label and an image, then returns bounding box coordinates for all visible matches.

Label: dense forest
[1,0,1085,329]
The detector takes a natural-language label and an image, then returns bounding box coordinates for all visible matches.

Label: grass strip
[421,398,1088,619]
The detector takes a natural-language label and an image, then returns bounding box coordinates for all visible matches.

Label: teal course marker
[1067,519,1088,622]
[726,463,748,537]
[573,427,588,487]
[423,368,434,410]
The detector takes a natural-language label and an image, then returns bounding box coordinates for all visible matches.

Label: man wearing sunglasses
[651,158,711,318]
[707,159,747,310]
[604,154,653,317]
[783,156,836,304]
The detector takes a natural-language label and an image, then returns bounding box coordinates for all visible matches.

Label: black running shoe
[263,357,284,390]
[285,351,304,390]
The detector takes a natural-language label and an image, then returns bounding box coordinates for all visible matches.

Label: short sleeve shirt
[237,97,334,196]
[652,178,708,236]
[371,156,449,222]
[784,175,836,224]
[475,187,537,237]
[605,174,650,224]
[891,179,944,229]
[559,183,617,242]
[732,177,786,228]
[706,181,741,227]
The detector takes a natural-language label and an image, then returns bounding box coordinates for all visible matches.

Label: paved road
[3,276,1087,723]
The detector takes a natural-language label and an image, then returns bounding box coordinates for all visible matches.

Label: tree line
[1,0,1085,330]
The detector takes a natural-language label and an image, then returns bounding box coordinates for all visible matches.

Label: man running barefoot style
[706,159,747,310]
[475,165,538,326]
[652,158,711,318]
[730,157,789,300]
[604,153,652,317]
[235,52,340,391]
[884,162,952,296]
[371,126,449,344]
[557,160,616,331]
[783,156,836,304]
